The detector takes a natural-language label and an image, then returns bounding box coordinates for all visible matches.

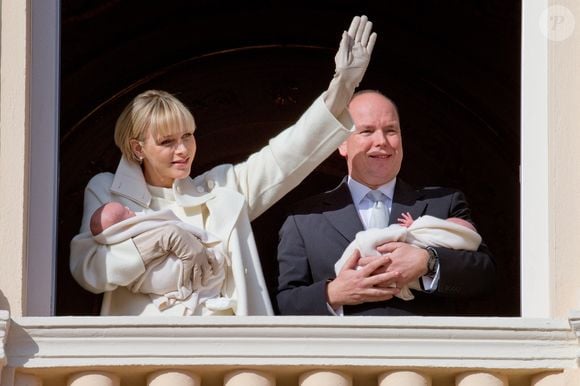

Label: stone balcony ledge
[4,315,579,370]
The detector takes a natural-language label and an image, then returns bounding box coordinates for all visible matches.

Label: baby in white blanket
[90,202,232,315]
[335,212,482,301]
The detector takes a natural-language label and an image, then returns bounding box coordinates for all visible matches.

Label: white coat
[70,94,353,315]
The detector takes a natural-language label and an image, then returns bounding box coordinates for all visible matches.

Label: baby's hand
[397,212,414,228]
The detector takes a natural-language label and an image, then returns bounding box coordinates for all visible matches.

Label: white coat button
[207,180,215,189]
[197,186,205,193]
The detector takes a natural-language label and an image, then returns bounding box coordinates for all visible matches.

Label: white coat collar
[110,156,244,237]
[111,156,218,207]
[110,156,151,207]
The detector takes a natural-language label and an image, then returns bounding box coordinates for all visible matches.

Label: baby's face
[103,202,135,225]
[447,217,476,232]
[119,205,136,221]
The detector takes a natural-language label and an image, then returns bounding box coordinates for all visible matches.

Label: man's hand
[326,249,400,310]
[374,242,430,287]
[325,15,378,116]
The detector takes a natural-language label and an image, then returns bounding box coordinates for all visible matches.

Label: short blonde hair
[114,90,196,162]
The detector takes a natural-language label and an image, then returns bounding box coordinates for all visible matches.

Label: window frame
[28,0,545,317]
[27,0,60,316]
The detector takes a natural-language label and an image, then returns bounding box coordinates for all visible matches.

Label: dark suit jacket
[276,178,496,316]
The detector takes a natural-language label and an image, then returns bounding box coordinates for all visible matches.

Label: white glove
[325,15,377,116]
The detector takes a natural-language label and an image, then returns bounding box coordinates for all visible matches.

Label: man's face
[339,93,403,189]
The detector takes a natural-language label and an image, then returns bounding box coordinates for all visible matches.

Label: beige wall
[548,0,580,317]
[0,0,29,316]
[1,3,580,385]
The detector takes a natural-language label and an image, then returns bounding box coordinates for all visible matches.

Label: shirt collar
[347,176,397,205]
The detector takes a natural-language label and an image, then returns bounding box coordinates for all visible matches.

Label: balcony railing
[2,311,580,385]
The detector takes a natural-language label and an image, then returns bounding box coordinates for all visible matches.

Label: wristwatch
[425,246,439,277]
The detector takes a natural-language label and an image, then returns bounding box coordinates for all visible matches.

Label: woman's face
[137,129,196,188]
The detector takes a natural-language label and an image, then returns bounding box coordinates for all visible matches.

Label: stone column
[456,372,507,386]
[0,310,8,383]
[531,371,564,386]
[224,370,275,386]
[67,371,120,386]
[379,370,431,386]
[147,370,201,386]
[15,373,43,386]
[299,370,352,386]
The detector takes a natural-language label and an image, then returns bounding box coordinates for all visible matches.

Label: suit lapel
[322,180,364,242]
[389,179,426,224]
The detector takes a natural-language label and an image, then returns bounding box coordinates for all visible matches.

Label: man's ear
[338,141,348,158]
[130,139,143,160]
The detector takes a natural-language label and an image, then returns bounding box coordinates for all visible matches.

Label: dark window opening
[58,1,521,316]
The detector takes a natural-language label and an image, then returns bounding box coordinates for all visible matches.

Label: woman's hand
[325,15,378,116]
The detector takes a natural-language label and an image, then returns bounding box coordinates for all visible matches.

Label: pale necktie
[367,190,389,229]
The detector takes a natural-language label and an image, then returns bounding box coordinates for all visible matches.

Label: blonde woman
[70,16,377,316]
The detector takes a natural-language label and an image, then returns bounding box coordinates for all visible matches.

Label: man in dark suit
[276,90,496,316]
